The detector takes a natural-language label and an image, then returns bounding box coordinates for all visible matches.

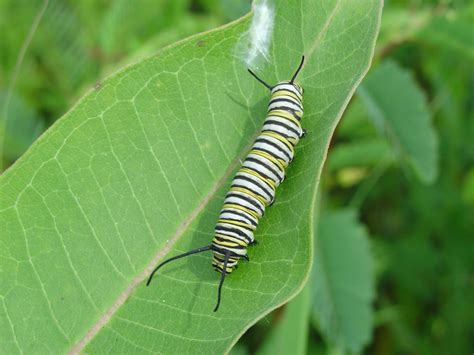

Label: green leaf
[98,0,190,57]
[375,6,430,56]
[462,168,474,205]
[312,209,375,353]
[100,14,221,79]
[229,342,249,355]
[358,60,438,184]
[336,98,379,140]
[0,91,44,163]
[0,1,382,353]
[220,0,253,21]
[327,138,394,172]
[257,284,311,355]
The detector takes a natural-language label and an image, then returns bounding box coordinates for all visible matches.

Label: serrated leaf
[0,1,382,353]
[311,209,375,353]
[358,60,438,184]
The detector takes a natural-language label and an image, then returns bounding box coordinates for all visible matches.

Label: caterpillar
[147,56,305,312]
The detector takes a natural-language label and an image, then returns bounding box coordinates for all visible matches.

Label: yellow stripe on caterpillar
[239,168,277,190]
[249,149,287,171]
[222,203,260,219]
[259,131,295,155]
[218,219,256,231]
[271,90,301,103]
[214,239,244,248]
[267,109,302,127]
[230,186,268,206]
[214,233,250,246]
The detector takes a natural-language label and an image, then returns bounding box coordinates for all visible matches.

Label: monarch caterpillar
[147,56,306,312]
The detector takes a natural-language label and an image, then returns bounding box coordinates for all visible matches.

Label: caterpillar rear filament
[147,56,305,312]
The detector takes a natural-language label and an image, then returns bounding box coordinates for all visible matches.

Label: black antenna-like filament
[290,55,305,83]
[249,55,305,88]
[247,69,273,90]
[214,251,230,312]
[146,245,212,286]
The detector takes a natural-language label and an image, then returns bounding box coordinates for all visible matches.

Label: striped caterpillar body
[211,81,304,272]
[147,56,305,312]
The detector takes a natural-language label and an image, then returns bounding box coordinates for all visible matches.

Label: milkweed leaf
[0,1,382,353]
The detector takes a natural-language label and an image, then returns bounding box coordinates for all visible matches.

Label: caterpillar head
[271,80,304,102]
[248,56,305,97]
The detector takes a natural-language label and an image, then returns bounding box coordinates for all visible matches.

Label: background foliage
[0,0,472,354]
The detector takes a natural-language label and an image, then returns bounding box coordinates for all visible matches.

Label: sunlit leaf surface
[0,1,382,353]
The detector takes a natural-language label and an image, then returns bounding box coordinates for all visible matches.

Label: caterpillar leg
[301,129,307,138]
[250,240,259,246]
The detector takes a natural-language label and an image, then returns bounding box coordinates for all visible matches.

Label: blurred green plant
[0,0,381,353]
[1,0,473,354]
[311,209,375,353]
[0,0,226,170]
